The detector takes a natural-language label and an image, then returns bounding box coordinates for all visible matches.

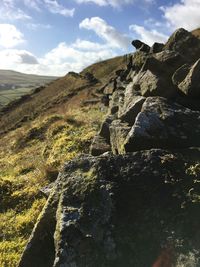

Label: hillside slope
[0,55,126,134]
[0,55,126,266]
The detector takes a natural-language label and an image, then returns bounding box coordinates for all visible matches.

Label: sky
[0,0,200,76]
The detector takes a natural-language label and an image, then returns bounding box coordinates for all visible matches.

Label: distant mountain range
[0,70,58,106]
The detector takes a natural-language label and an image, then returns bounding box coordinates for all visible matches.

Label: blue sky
[0,0,200,76]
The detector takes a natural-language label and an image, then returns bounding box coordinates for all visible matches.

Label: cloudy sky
[0,0,200,76]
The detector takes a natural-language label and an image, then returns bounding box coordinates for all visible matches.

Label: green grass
[0,88,34,106]
[0,55,124,266]
[0,105,105,266]
[0,70,57,107]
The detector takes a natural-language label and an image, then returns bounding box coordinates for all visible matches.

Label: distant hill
[0,55,126,133]
[0,70,58,106]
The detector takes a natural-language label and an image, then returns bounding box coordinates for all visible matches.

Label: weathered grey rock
[115,77,126,90]
[18,183,61,267]
[133,70,176,98]
[132,39,150,53]
[153,50,184,72]
[140,56,160,73]
[124,80,140,97]
[101,94,109,106]
[164,28,200,62]
[132,52,180,98]
[124,97,200,152]
[150,42,164,53]
[115,68,131,82]
[178,58,200,97]
[40,182,55,197]
[172,64,190,86]
[17,27,200,267]
[109,90,124,115]
[175,96,200,111]
[84,72,99,83]
[90,135,111,156]
[103,80,116,95]
[109,120,131,154]
[118,96,146,125]
[125,68,134,83]
[18,150,200,267]
[132,51,149,71]
[115,69,124,77]
[98,115,115,143]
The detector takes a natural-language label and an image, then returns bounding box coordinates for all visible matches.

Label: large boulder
[132,39,150,53]
[164,28,200,62]
[123,97,200,152]
[90,135,111,156]
[109,90,124,115]
[172,64,190,86]
[153,50,184,73]
[177,58,200,97]
[118,95,146,125]
[18,150,200,267]
[98,115,116,143]
[109,120,131,154]
[132,70,177,98]
[150,42,164,53]
[130,53,180,98]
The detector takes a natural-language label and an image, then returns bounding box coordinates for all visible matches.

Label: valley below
[0,70,57,107]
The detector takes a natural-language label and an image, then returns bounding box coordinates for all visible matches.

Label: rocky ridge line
[18,28,200,267]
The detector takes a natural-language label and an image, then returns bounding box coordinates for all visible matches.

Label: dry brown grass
[0,55,125,135]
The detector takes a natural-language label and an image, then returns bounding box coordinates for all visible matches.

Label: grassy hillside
[0,70,57,107]
[0,55,125,134]
[0,55,126,266]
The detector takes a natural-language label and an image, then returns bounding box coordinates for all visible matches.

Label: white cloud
[23,0,41,11]
[161,0,200,31]
[129,24,168,46]
[0,24,25,48]
[0,0,75,19]
[75,0,132,7]
[80,17,131,49]
[43,0,75,17]
[26,23,52,30]
[0,39,117,76]
[40,41,116,75]
[0,0,31,20]
[72,38,112,50]
[19,51,39,64]
[75,0,154,7]
[0,49,38,69]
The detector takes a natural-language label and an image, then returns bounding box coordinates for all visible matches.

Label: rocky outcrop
[19,149,200,267]
[132,39,150,53]
[123,97,200,153]
[164,28,200,62]
[18,28,200,267]
[177,59,200,97]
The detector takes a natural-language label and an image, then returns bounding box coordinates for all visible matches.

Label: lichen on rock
[18,28,200,267]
